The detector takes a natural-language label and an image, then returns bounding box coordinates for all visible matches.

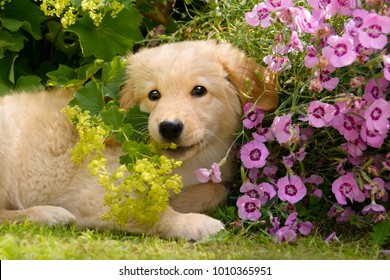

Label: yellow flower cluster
[0,0,11,9]
[37,0,125,28]
[63,105,183,227]
[62,105,108,166]
[101,156,183,227]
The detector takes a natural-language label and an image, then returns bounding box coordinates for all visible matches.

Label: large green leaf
[101,56,127,100]
[70,81,105,115]
[68,7,143,61]
[2,0,46,40]
[14,75,44,92]
[371,220,390,247]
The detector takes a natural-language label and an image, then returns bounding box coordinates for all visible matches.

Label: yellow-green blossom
[63,105,183,227]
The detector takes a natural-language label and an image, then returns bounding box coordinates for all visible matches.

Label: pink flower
[308,101,335,128]
[266,0,293,11]
[304,45,319,68]
[258,182,277,203]
[240,182,262,199]
[290,31,304,52]
[363,78,389,104]
[335,113,361,142]
[304,174,324,186]
[360,123,387,148]
[195,162,222,183]
[236,195,261,221]
[274,226,297,244]
[315,66,339,90]
[322,34,356,67]
[383,55,390,81]
[245,3,273,28]
[325,232,338,243]
[352,9,369,29]
[282,147,306,168]
[327,204,356,222]
[359,13,390,50]
[263,45,291,72]
[277,174,307,204]
[292,7,322,34]
[308,0,333,17]
[362,203,386,215]
[240,140,269,169]
[243,103,264,129]
[384,152,390,171]
[331,173,366,205]
[341,139,367,158]
[297,222,313,235]
[328,0,356,16]
[364,98,390,134]
[253,126,275,143]
[271,114,299,144]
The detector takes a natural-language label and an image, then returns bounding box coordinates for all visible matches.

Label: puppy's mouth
[161,141,204,160]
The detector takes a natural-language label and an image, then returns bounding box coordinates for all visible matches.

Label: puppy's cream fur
[0,40,276,240]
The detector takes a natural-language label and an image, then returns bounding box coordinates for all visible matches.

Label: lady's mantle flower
[245,3,273,28]
[236,195,261,221]
[195,163,222,183]
[240,140,269,169]
[331,172,366,205]
[359,13,390,50]
[322,34,356,67]
[277,174,307,204]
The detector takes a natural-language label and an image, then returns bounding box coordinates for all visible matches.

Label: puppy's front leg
[148,206,224,240]
[169,182,228,213]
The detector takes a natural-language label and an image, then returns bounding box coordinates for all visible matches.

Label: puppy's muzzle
[159,120,184,141]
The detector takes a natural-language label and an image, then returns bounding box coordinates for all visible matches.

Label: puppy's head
[120,40,277,161]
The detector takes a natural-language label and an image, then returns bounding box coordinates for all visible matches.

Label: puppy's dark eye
[191,86,207,97]
[148,90,161,101]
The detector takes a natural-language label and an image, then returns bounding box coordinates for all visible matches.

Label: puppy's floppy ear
[119,54,137,110]
[216,41,278,111]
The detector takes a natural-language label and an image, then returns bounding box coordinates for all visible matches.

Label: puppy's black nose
[159,120,184,140]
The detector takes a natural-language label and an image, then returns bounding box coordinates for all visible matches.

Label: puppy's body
[0,41,276,240]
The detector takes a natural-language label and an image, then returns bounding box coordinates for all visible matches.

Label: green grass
[0,222,388,260]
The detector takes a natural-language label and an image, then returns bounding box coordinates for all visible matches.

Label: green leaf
[100,105,126,130]
[68,7,143,61]
[2,0,46,40]
[0,18,24,32]
[45,21,80,58]
[70,81,105,115]
[46,65,77,87]
[101,56,127,100]
[0,51,15,93]
[14,75,44,92]
[371,220,390,247]
[0,30,24,55]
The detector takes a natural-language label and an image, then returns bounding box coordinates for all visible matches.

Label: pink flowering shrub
[197,0,390,244]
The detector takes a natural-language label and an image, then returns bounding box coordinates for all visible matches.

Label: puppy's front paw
[155,211,224,241]
[28,205,76,226]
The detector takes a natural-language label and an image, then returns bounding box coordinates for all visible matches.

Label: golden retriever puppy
[0,40,277,240]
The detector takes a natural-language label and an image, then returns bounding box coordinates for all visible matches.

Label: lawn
[0,221,387,260]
